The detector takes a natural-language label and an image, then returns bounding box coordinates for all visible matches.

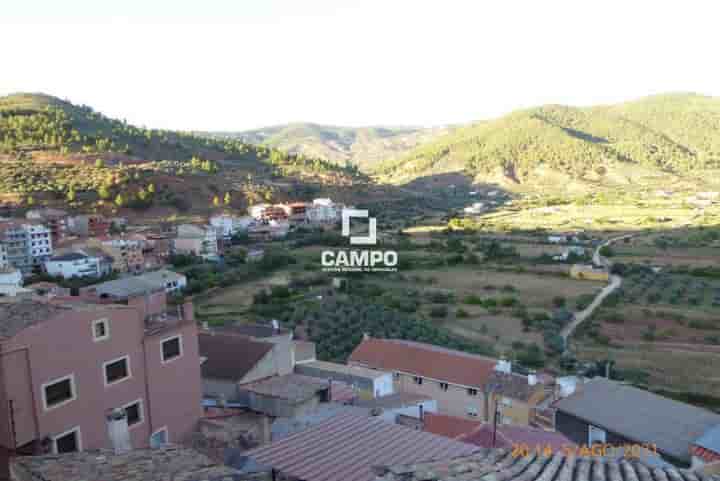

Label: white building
[175,224,219,260]
[0,244,8,270]
[307,199,342,224]
[210,214,254,240]
[137,269,187,293]
[0,221,53,274]
[44,251,108,279]
[463,203,485,215]
[553,246,586,261]
[548,235,568,244]
[0,267,23,288]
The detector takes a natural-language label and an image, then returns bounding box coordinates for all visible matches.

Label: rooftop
[354,392,434,410]
[487,371,546,402]
[349,338,497,388]
[90,269,184,298]
[199,332,274,382]
[48,252,88,262]
[247,412,479,481]
[459,423,575,452]
[373,448,719,481]
[696,425,720,454]
[10,445,243,481]
[423,412,483,439]
[555,378,720,463]
[239,373,329,403]
[299,359,390,380]
[214,322,290,338]
[0,298,69,339]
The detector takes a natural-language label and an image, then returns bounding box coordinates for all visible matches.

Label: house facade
[44,251,110,280]
[0,222,53,274]
[88,237,145,274]
[174,224,219,260]
[0,297,203,455]
[26,209,69,244]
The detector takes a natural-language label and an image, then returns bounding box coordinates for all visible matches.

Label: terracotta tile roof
[459,424,575,452]
[247,412,479,481]
[199,332,273,382]
[348,338,497,388]
[423,413,483,439]
[239,374,329,403]
[11,445,242,481]
[373,448,720,481]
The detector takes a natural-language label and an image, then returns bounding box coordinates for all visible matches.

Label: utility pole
[492,393,500,447]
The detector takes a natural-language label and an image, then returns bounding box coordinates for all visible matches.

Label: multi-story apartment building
[26,208,69,244]
[0,221,53,275]
[173,224,219,260]
[88,236,145,274]
[307,198,343,225]
[348,337,548,424]
[0,295,203,455]
[209,214,254,241]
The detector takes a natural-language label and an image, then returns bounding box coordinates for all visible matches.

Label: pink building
[0,296,203,457]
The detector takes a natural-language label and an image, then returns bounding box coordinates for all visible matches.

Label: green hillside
[376,93,720,184]
[208,122,451,171]
[0,93,357,178]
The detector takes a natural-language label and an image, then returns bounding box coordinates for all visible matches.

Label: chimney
[528,371,538,386]
[106,408,132,454]
[418,404,424,422]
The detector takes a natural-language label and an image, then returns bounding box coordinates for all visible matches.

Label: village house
[87,235,145,274]
[0,295,203,456]
[174,224,219,261]
[209,214,254,241]
[82,269,187,313]
[43,249,113,280]
[247,219,290,241]
[248,204,288,221]
[279,202,309,224]
[348,338,548,424]
[554,377,720,466]
[0,266,26,297]
[306,198,343,225]
[67,214,111,238]
[25,208,69,244]
[294,360,394,400]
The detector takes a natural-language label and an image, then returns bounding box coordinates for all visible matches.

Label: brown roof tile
[423,413,483,439]
[348,338,497,388]
[373,449,720,481]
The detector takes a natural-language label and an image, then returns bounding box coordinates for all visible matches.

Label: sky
[2,0,719,131]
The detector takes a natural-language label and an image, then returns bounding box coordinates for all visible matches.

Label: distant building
[295,360,394,399]
[44,250,112,280]
[174,224,219,260]
[247,219,290,241]
[248,204,288,221]
[570,264,610,281]
[67,214,111,238]
[548,235,568,244]
[88,235,145,274]
[0,266,23,289]
[463,203,484,215]
[209,214,254,240]
[0,296,202,455]
[26,208,69,244]
[553,246,586,261]
[0,221,53,274]
[307,198,342,224]
[280,202,309,223]
[0,243,8,270]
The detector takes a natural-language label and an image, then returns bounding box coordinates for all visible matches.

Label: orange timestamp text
[511,442,659,459]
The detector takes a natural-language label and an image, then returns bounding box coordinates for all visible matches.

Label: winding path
[560,235,633,349]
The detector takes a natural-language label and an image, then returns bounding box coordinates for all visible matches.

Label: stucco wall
[395,373,486,420]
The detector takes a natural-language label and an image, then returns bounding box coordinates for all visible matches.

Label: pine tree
[224,192,231,205]
[212,195,220,207]
[115,193,125,207]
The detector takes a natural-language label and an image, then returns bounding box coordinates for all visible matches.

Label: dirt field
[577,344,720,397]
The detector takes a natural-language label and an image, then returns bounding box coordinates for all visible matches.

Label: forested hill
[375,93,720,183]
[0,93,359,178]
[206,123,452,171]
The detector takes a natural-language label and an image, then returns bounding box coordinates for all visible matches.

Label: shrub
[500,297,518,307]
[430,306,448,318]
[456,308,469,318]
[463,294,484,305]
[552,296,566,308]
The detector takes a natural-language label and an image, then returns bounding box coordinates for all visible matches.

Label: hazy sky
[2,0,719,131]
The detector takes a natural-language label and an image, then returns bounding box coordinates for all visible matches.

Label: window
[93,318,109,341]
[150,427,168,448]
[413,376,423,385]
[52,427,81,454]
[393,372,400,380]
[467,406,479,418]
[42,375,76,411]
[439,382,449,391]
[161,336,182,363]
[104,356,131,386]
[123,399,144,428]
[467,388,478,397]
